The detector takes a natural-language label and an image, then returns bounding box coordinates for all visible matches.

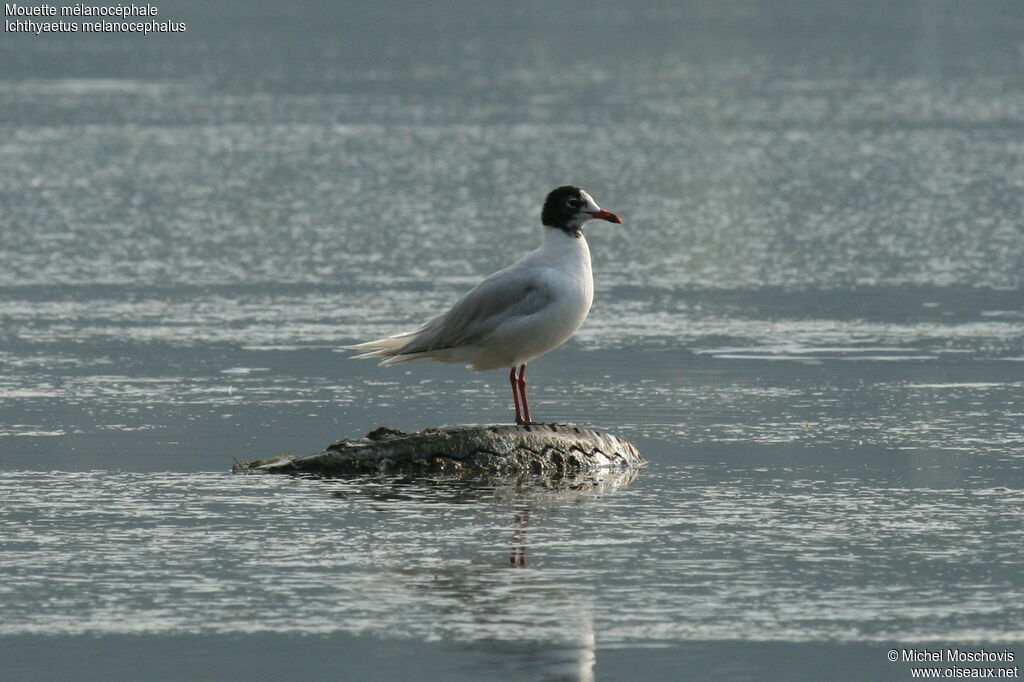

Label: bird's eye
[567,198,581,209]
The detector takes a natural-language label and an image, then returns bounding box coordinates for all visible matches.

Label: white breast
[463,229,594,371]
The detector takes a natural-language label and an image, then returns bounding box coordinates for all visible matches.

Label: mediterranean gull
[345,186,622,425]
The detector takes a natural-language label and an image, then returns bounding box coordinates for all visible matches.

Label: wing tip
[343,336,412,357]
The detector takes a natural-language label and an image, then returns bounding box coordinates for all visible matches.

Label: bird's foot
[515,419,543,426]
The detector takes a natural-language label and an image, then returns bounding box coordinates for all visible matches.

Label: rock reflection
[315,467,642,505]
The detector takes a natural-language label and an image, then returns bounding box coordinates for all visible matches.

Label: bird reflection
[510,508,529,568]
[317,467,640,681]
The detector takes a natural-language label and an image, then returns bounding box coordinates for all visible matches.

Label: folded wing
[346,266,555,365]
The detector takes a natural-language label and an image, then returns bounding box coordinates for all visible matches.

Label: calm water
[2,2,1024,680]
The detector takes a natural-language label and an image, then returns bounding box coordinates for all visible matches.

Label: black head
[541,186,622,237]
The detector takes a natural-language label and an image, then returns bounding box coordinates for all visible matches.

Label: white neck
[537,226,592,276]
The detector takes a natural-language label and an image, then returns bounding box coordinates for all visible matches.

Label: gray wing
[398,267,555,354]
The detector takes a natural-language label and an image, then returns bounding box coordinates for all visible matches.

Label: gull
[345,186,622,425]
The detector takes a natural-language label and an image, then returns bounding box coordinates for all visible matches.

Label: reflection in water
[317,468,643,504]
[462,616,597,682]
[2,460,1024,673]
[511,508,528,569]
[319,470,633,681]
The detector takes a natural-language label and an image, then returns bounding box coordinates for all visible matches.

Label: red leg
[510,366,524,424]
[517,364,534,424]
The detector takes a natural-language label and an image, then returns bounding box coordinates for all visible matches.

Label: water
[2,2,1024,680]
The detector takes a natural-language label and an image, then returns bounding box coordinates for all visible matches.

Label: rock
[234,423,645,477]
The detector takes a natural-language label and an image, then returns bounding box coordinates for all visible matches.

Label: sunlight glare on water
[2,469,1021,645]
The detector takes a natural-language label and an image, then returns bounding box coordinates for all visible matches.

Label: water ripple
[1,470,1021,645]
